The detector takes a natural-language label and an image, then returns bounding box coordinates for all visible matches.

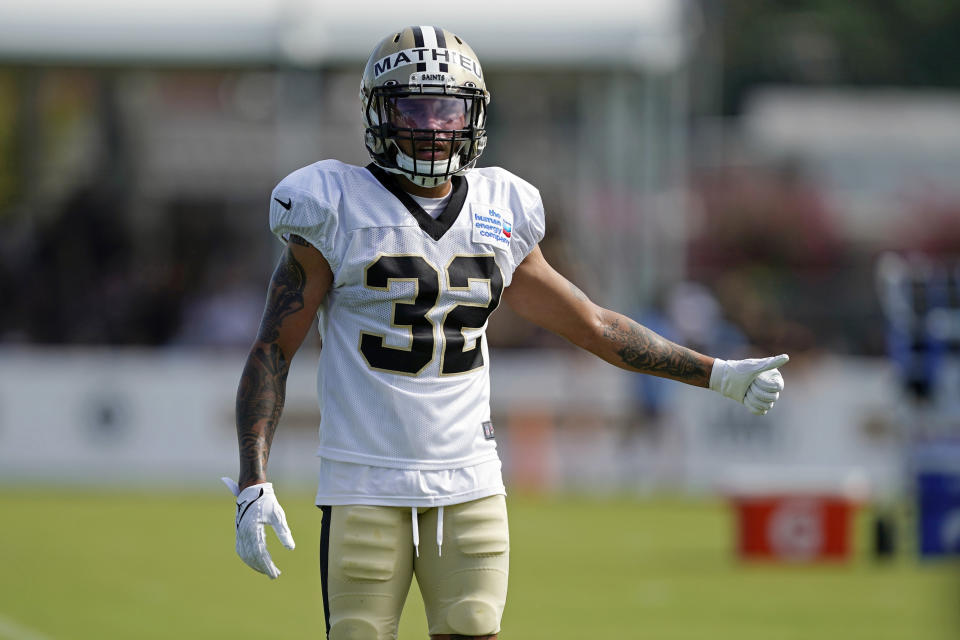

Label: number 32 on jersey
[359,254,504,376]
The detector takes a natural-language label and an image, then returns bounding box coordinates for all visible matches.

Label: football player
[224,25,789,640]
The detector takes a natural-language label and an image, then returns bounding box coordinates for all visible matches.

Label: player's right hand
[709,354,789,415]
[221,477,296,579]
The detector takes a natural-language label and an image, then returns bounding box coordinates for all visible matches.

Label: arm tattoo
[257,248,306,343]
[288,234,310,247]
[236,248,307,486]
[236,343,290,486]
[601,316,710,386]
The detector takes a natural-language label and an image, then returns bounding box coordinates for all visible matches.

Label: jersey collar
[366,164,468,241]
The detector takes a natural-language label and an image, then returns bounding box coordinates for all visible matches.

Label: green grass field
[1,489,957,639]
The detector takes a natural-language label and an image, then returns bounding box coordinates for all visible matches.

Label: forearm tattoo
[601,315,710,386]
[257,247,306,343]
[236,344,290,486]
[236,248,306,486]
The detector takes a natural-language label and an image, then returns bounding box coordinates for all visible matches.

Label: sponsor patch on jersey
[482,421,495,440]
[471,203,513,249]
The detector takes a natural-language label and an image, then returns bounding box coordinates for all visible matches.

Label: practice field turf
[1,489,957,639]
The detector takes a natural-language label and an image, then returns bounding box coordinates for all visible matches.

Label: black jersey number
[360,255,439,375]
[442,255,504,374]
[359,254,503,376]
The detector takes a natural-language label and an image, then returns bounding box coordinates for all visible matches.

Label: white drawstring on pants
[411,506,445,558]
[437,506,444,557]
[411,507,420,558]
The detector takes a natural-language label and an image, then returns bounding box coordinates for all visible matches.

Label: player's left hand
[222,477,296,579]
[709,354,789,415]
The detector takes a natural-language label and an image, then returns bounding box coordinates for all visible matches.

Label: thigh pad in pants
[415,494,509,637]
[323,505,413,640]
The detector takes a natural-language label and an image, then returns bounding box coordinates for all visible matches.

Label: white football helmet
[361,26,489,188]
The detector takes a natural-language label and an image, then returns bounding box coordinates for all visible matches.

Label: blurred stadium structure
[1,0,960,559]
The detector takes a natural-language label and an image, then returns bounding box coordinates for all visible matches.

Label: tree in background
[720,0,960,114]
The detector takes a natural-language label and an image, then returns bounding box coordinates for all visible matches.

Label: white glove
[222,477,295,579]
[709,354,789,415]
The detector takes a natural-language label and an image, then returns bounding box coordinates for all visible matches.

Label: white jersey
[269,160,545,476]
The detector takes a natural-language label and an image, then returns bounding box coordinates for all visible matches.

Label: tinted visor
[386,96,470,130]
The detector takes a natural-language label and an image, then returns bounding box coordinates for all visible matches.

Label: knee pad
[328,617,379,640]
[447,598,500,636]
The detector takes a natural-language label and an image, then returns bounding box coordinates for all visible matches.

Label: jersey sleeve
[268,183,339,268]
[509,178,546,266]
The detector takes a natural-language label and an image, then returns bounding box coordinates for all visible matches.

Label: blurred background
[1,1,959,638]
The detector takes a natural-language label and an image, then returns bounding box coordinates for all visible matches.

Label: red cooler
[732,494,855,561]
[725,467,866,563]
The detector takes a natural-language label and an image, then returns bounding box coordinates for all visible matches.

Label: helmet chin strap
[393,146,462,188]
[407,174,449,188]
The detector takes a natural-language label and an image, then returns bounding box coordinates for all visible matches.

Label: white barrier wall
[0,347,907,495]
[0,347,324,489]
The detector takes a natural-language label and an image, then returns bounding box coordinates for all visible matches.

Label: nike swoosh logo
[274,197,292,210]
[235,500,247,527]
[236,488,264,528]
